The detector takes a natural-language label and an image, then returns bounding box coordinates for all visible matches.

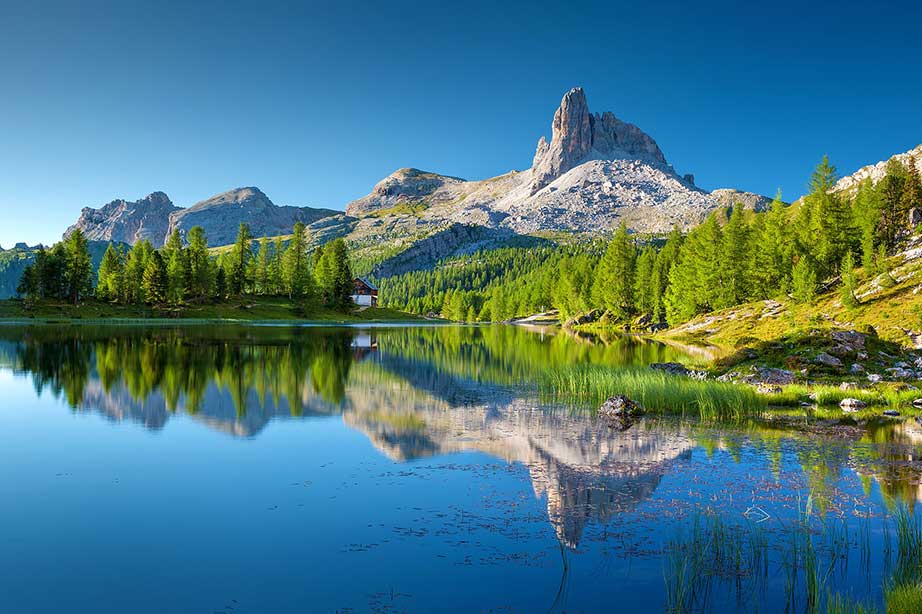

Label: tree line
[381,154,922,325]
[17,222,357,311]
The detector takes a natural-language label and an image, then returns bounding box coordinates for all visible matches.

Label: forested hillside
[379,154,922,329]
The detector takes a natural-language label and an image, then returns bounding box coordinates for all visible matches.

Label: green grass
[759,384,922,409]
[0,298,424,323]
[886,584,922,613]
[541,366,765,420]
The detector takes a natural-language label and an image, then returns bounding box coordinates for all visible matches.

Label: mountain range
[3,87,920,295]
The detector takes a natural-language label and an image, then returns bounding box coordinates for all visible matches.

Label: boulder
[650,362,708,380]
[839,382,860,390]
[756,383,782,395]
[599,395,644,431]
[883,409,901,417]
[868,374,883,383]
[840,398,868,412]
[912,398,922,408]
[885,367,915,380]
[849,363,866,374]
[814,353,844,369]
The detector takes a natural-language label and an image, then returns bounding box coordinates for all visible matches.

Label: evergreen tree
[853,179,881,271]
[840,251,858,309]
[633,245,656,315]
[651,227,683,322]
[141,251,167,304]
[123,240,153,304]
[808,155,851,274]
[716,204,751,308]
[185,226,211,300]
[269,237,284,295]
[96,243,124,301]
[753,191,792,297]
[256,237,271,295]
[163,230,187,304]
[592,223,635,319]
[213,264,227,300]
[63,229,93,305]
[322,238,353,310]
[228,223,253,295]
[900,155,921,226]
[16,263,38,299]
[878,159,907,251]
[791,257,817,304]
[283,223,309,298]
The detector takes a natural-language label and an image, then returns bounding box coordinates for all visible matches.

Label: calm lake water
[0,323,918,613]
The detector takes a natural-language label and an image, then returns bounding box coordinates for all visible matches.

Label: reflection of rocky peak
[342,383,694,548]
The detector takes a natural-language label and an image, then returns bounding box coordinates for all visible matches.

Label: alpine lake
[1,322,920,613]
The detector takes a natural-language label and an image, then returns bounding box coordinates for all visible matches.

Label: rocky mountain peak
[529,87,668,194]
[64,191,179,247]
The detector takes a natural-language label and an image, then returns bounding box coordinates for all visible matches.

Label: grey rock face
[529,88,667,194]
[814,352,844,369]
[64,191,179,247]
[165,187,338,247]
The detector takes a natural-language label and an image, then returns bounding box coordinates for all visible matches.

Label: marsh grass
[542,366,765,420]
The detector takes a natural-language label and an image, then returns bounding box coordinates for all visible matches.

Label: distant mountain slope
[165,187,338,248]
[64,187,338,248]
[344,87,773,236]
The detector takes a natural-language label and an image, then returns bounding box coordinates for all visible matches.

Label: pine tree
[163,230,187,304]
[63,229,93,305]
[142,251,167,304]
[284,223,308,298]
[900,155,921,228]
[269,237,284,295]
[791,257,817,304]
[228,223,253,296]
[123,240,153,304]
[185,226,211,300]
[96,243,124,301]
[840,251,858,309]
[633,245,656,315]
[591,223,635,319]
[852,179,881,270]
[878,159,907,251]
[716,204,750,308]
[324,238,353,311]
[809,155,851,275]
[754,191,792,297]
[255,237,271,295]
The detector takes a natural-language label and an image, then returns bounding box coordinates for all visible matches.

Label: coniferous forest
[16,222,356,312]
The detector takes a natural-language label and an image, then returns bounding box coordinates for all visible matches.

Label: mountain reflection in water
[4,323,922,611]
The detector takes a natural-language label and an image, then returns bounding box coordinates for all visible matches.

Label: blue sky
[1,0,920,247]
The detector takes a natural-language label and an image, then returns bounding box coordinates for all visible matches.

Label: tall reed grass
[542,366,765,420]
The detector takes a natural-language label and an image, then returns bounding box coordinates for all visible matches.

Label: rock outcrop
[345,168,466,217]
[833,144,922,195]
[64,191,179,247]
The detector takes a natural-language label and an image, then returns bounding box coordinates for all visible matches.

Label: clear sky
[1,0,921,248]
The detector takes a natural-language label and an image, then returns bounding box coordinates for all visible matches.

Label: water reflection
[3,323,922,546]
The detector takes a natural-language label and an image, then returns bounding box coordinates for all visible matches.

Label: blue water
[0,324,911,612]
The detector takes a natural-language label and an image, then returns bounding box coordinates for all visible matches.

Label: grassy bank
[0,298,424,323]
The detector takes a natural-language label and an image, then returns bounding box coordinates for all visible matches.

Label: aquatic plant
[542,366,765,419]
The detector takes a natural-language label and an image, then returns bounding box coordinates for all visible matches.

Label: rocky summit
[344,87,771,236]
[65,191,179,246]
